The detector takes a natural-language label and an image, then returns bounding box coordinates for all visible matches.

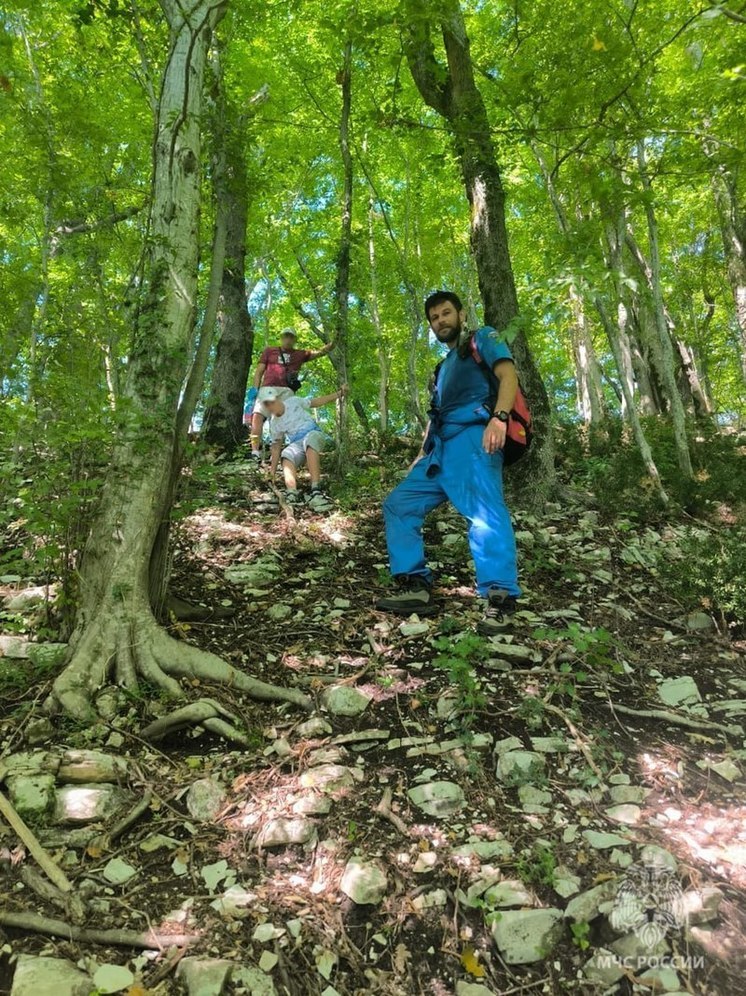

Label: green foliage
[515,842,558,888]
[431,631,488,722]
[570,920,591,951]
[517,696,546,731]
[533,624,622,698]
[659,524,746,633]
[558,421,746,517]
[0,645,62,694]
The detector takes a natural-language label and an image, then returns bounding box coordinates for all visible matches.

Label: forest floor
[1,449,746,996]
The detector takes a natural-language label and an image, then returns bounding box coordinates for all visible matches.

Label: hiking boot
[306,488,333,512]
[477,587,518,635]
[376,576,436,616]
[284,489,303,505]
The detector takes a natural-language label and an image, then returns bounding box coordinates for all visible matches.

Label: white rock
[7,774,56,819]
[399,620,430,636]
[582,949,625,986]
[259,951,278,972]
[518,785,552,813]
[529,736,567,753]
[322,685,371,717]
[55,784,128,825]
[657,676,701,707]
[103,857,137,884]
[295,717,333,738]
[582,830,631,849]
[186,778,226,822]
[681,885,723,924]
[609,784,648,804]
[638,966,681,991]
[58,749,128,784]
[299,764,357,793]
[456,984,497,996]
[292,794,332,815]
[5,586,52,612]
[408,781,465,817]
[10,955,92,996]
[413,851,438,873]
[255,818,317,849]
[553,866,581,898]
[452,838,514,862]
[483,879,533,908]
[685,610,713,631]
[412,888,447,910]
[231,966,276,995]
[604,803,641,825]
[177,957,234,996]
[209,884,256,919]
[340,856,387,905]
[564,880,616,921]
[490,908,564,964]
[698,758,741,782]
[610,932,669,961]
[495,751,545,783]
[638,844,678,869]
[493,736,523,756]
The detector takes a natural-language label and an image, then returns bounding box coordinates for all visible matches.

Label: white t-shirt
[269,396,317,443]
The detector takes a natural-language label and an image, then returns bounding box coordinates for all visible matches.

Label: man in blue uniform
[377,291,521,633]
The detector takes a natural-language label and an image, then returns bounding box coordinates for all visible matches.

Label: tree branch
[402,0,451,117]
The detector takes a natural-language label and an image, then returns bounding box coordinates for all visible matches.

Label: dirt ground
[1,457,745,995]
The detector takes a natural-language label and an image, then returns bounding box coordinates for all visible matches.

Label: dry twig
[0,910,199,950]
[375,786,410,836]
[0,790,73,893]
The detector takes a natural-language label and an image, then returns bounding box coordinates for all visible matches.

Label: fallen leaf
[460,945,486,977]
[393,943,410,974]
[592,33,607,50]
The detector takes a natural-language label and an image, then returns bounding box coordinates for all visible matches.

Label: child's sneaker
[306,488,333,512]
[477,587,518,635]
[376,576,436,616]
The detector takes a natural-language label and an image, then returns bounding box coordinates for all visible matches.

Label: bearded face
[428,300,465,346]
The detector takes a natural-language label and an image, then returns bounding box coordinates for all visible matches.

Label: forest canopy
[2,0,744,436]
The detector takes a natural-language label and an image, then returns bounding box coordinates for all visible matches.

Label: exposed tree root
[47,605,311,721]
[166,593,235,621]
[603,701,743,739]
[141,699,250,745]
[0,910,199,950]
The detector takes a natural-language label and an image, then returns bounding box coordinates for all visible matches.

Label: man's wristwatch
[491,410,509,424]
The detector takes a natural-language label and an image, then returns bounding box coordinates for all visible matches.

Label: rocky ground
[1,455,745,996]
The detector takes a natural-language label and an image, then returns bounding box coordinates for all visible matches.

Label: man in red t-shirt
[246,328,334,460]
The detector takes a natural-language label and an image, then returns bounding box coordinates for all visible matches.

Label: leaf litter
[0,458,745,994]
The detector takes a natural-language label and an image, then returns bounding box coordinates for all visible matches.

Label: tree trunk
[332,39,353,458]
[595,296,668,503]
[367,190,389,434]
[597,211,666,498]
[404,0,553,489]
[634,143,693,477]
[201,77,253,452]
[568,285,606,424]
[48,0,308,721]
[530,144,606,426]
[708,156,746,384]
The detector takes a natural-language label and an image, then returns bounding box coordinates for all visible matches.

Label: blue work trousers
[382,424,520,597]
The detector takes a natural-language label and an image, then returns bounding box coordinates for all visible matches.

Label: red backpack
[433,335,534,466]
